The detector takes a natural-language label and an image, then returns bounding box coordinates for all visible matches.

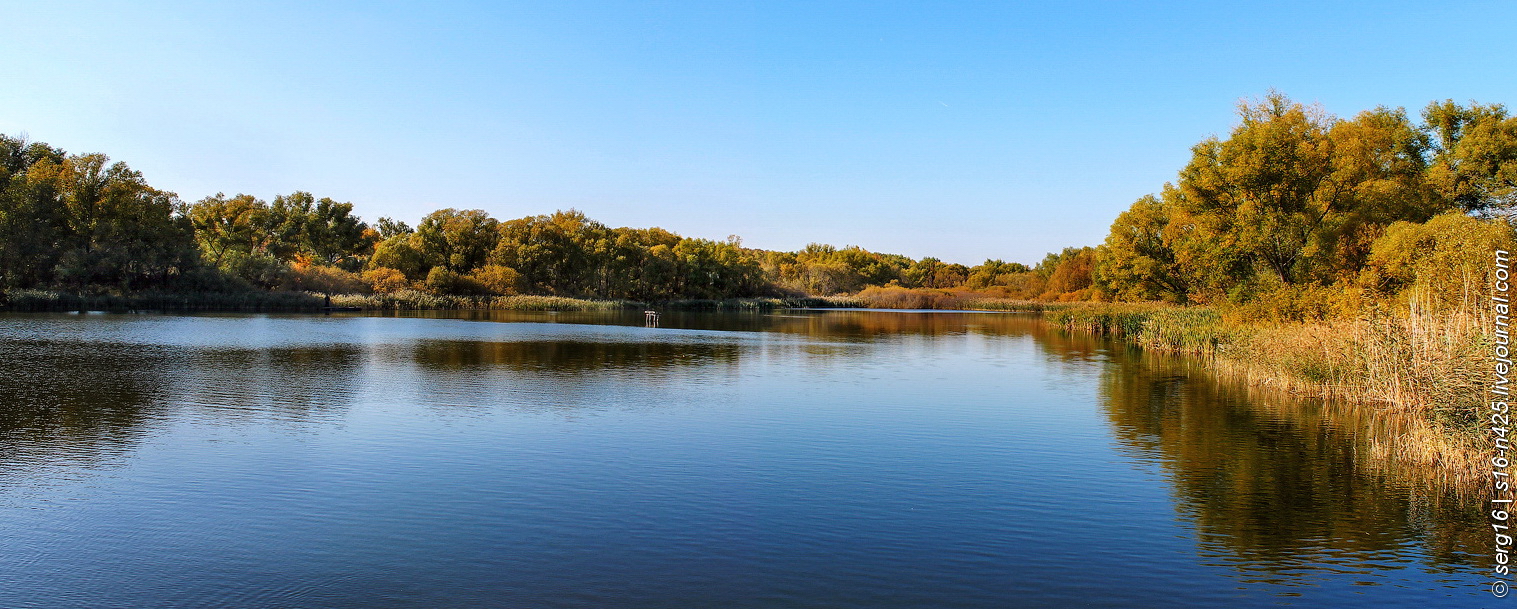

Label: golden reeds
[1053,301,1492,492]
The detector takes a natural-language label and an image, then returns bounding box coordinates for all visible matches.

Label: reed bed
[1052,301,1491,491]
[852,285,1079,312]
[330,291,632,311]
[2,288,863,313]
[959,298,1082,313]
[1047,303,1236,354]
[653,296,861,310]
[0,289,325,312]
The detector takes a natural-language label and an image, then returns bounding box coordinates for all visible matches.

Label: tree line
[1093,94,1516,316]
[2,94,1512,308]
[0,133,984,300]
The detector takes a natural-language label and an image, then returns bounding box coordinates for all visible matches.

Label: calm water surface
[0,310,1486,607]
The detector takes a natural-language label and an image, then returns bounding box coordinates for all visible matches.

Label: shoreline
[4,289,1480,491]
[0,289,866,313]
[1046,302,1488,493]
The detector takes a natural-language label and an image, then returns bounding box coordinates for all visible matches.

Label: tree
[187,193,261,268]
[376,216,412,239]
[1163,93,1452,300]
[26,152,196,290]
[416,208,500,274]
[1364,212,1516,312]
[966,259,1031,290]
[490,210,600,295]
[257,191,315,261]
[904,257,967,288]
[1043,247,1096,298]
[1175,93,1338,286]
[300,197,375,270]
[369,233,429,280]
[1094,194,1189,301]
[0,135,68,288]
[1424,100,1517,218]
[286,263,368,296]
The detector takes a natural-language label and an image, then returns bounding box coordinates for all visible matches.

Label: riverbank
[0,289,328,312]
[1047,302,1487,491]
[0,289,863,313]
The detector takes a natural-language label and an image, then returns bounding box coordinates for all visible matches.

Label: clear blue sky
[2,1,1512,265]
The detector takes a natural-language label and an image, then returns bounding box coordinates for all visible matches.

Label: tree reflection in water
[1097,346,1482,582]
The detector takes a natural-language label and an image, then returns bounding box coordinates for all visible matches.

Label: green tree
[376,216,412,239]
[1423,100,1517,217]
[1166,93,1449,299]
[966,259,1031,290]
[1175,93,1337,286]
[1364,211,1516,312]
[490,210,601,295]
[0,135,68,288]
[27,152,197,290]
[416,208,500,274]
[187,193,261,268]
[300,197,376,270]
[369,234,429,280]
[1094,194,1190,301]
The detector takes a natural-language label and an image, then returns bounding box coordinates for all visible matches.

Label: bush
[1224,280,1361,323]
[1364,211,1517,313]
[424,267,487,295]
[853,285,964,309]
[470,264,521,295]
[285,264,369,295]
[363,267,411,294]
[169,266,254,293]
[225,252,290,289]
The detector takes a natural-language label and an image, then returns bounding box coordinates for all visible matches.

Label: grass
[0,289,325,312]
[851,285,1083,311]
[1047,303,1235,354]
[330,291,632,311]
[2,288,865,313]
[1049,300,1491,491]
[331,291,864,311]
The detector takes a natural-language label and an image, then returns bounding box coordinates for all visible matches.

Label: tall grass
[329,291,856,311]
[1052,301,1491,491]
[2,288,863,313]
[1048,303,1234,354]
[852,285,1080,311]
[959,298,1081,313]
[1,289,324,312]
[330,291,632,311]
[653,296,861,310]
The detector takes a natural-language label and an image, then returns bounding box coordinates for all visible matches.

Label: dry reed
[1053,301,1491,492]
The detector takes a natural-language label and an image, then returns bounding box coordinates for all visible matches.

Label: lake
[0,310,1485,607]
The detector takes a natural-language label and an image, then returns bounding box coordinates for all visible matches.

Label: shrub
[363,267,411,294]
[1364,211,1517,313]
[853,285,964,309]
[424,266,487,295]
[470,264,521,295]
[285,264,369,295]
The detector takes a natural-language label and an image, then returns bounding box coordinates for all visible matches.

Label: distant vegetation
[0,93,1512,315]
[0,132,1064,304]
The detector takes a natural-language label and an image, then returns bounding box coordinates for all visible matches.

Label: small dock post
[644,310,660,327]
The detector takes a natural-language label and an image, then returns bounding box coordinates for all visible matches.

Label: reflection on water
[1098,348,1482,585]
[0,310,1489,608]
[411,339,744,373]
[0,339,165,482]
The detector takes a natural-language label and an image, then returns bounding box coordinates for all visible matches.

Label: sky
[2,1,1513,265]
